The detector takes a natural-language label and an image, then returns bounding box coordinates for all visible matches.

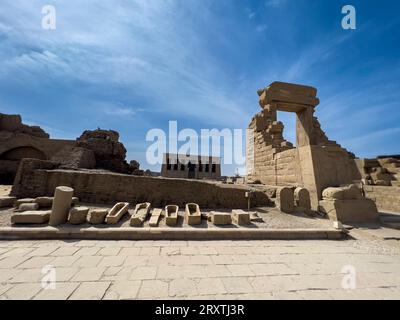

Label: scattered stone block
[35,197,54,207]
[165,205,178,226]
[130,202,151,227]
[276,187,294,213]
[319,198,379,224]
[322,185,363,200]
[149,208,162,227]
[49,186,74,226]
[106,202,129,225]
[14,198,35,207]
[88,209,108,224]
[69,206,89,225]
[11,211,51,224]
[18,203,39,212]
[294,187,311,211]
[0,196,16,208]
[232,209,251,225]
[185,203,201,225]
[211,212,232,225]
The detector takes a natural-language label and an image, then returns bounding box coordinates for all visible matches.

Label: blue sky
[0,0,399,175]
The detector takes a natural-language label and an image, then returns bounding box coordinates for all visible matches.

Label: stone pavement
[0,235,400,300]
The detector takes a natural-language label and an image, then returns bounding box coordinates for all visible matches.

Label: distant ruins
[246,81,399,215]
[0,81,399,233]
[161,153,221,180]
[0,113,142,184]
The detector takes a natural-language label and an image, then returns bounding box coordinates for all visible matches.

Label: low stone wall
[363,185,400,213]
[11,159,272,209]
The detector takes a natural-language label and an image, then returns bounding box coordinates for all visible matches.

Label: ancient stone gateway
[247,82,359,209]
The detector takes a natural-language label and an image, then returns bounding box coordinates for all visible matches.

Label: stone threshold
[0,227,347,240]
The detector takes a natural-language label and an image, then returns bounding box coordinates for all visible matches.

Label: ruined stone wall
[247,109,294,185]
[275,149,297,186]
[363,185,400,213]
[246,82,361,208]
[11,159,271,209]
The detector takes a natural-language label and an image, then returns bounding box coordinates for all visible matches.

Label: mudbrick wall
[11,159,272,209]
[363,185,400,213]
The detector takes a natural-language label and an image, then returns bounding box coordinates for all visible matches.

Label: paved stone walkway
[1,236,400,300]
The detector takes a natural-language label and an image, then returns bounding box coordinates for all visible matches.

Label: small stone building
[161,153,221,180]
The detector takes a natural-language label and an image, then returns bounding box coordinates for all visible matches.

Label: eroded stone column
[49,186,74,226]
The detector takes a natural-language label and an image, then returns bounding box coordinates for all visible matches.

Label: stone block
[130,202,151,227]
[211,212,232,225]
[11,210,51,224]
[165,205,179,226]
[35,197,54,207]
[69,206,89,225]
[88,209,108,224]
[0,196,16,208]
[14,198,35,207]
[106,202,129,225]
[231,210,251,225]
[276,187,294,213]
[149,208,162,227]
[322,185,363,200]
[318,199,379,223]
[18,203,39,212]
[185,203,201,225]
[49,186,74,226]
[294,187,311,211]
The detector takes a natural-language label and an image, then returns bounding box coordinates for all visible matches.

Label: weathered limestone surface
[355,157,400,187]
[11,210,51,224]
[49,186,74,226]
[232,210,251,225]
[165,205,179,226]
[11,159,272,209]
[211,212,232,225]
[363,185,400,213]
[276,187,294,213]
[149,209,162,227]
[0,196,16,208]
[88,209,108,224]
[35,197,54,207]
[0,113,74,184]
[185,203,201,225]
[247,82,359,209]
[105,202,129,225]
[319,185,379,223]
[319,199,379,223]
[130,203,151,227]
[294,187,311,211]
[69,206,89,225]
[18,203,39,212]
[14,198,35,207]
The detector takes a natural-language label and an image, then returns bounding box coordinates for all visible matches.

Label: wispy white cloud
[0,0,248,126]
